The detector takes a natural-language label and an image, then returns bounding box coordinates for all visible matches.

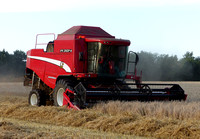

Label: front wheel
[53,80,68,106]
[53,80,85,109]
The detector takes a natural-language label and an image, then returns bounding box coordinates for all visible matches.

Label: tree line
[0,49,26,81]
[136,51,200,81]
[0,49,200,81]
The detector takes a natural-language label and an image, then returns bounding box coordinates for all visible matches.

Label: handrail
[126,51,139,75]
[35,33,56,49]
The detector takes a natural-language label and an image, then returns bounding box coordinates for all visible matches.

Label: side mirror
[79,52,84,61]
[135,53,139,65]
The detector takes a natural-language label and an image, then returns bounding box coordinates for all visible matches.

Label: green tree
[12,50,26,77]
[157,54,179,81]
[13,50,26,62]
[0,49,10,65]
[0,49,26,81]
[137,51,160,81]
[179,52,195,80]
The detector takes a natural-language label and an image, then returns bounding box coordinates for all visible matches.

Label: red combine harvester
[24,26,187,110]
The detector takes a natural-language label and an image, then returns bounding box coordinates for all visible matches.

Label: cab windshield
[88,42,128,78]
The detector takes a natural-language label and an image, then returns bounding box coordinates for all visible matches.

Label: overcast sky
[0,0,200,58]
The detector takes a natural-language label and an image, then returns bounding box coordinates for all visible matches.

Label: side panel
[27,40,74,89]
[74,39,87,73]
[43,52,73,89]
[26,49,46,81]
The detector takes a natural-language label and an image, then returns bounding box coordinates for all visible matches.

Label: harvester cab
[24,26,187,110]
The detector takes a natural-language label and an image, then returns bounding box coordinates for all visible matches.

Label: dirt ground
[0,82,200,139]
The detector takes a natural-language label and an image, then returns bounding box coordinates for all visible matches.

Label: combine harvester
[24,26,187,110]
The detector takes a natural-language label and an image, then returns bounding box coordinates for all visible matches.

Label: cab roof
[57,26,115,40]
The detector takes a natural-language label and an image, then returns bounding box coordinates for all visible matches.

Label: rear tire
[29,90,46,106]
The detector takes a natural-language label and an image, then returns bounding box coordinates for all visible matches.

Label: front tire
[53,80,68,106]
[53,79,85,109]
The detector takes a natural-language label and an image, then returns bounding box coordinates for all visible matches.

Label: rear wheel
[28,90,46,106]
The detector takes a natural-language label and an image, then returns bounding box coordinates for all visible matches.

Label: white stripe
[48,76,57,79]
[28,56,71,72]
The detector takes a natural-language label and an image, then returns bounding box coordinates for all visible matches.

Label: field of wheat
[0,82,200,139]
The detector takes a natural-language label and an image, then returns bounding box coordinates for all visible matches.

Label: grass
[0,82,200,138]
[1,117,139,139]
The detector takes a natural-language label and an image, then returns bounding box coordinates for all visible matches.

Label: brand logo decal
[60,62,64,68]
[60,49,72,53]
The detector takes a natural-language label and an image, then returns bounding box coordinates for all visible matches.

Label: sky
[0,0,200,58]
